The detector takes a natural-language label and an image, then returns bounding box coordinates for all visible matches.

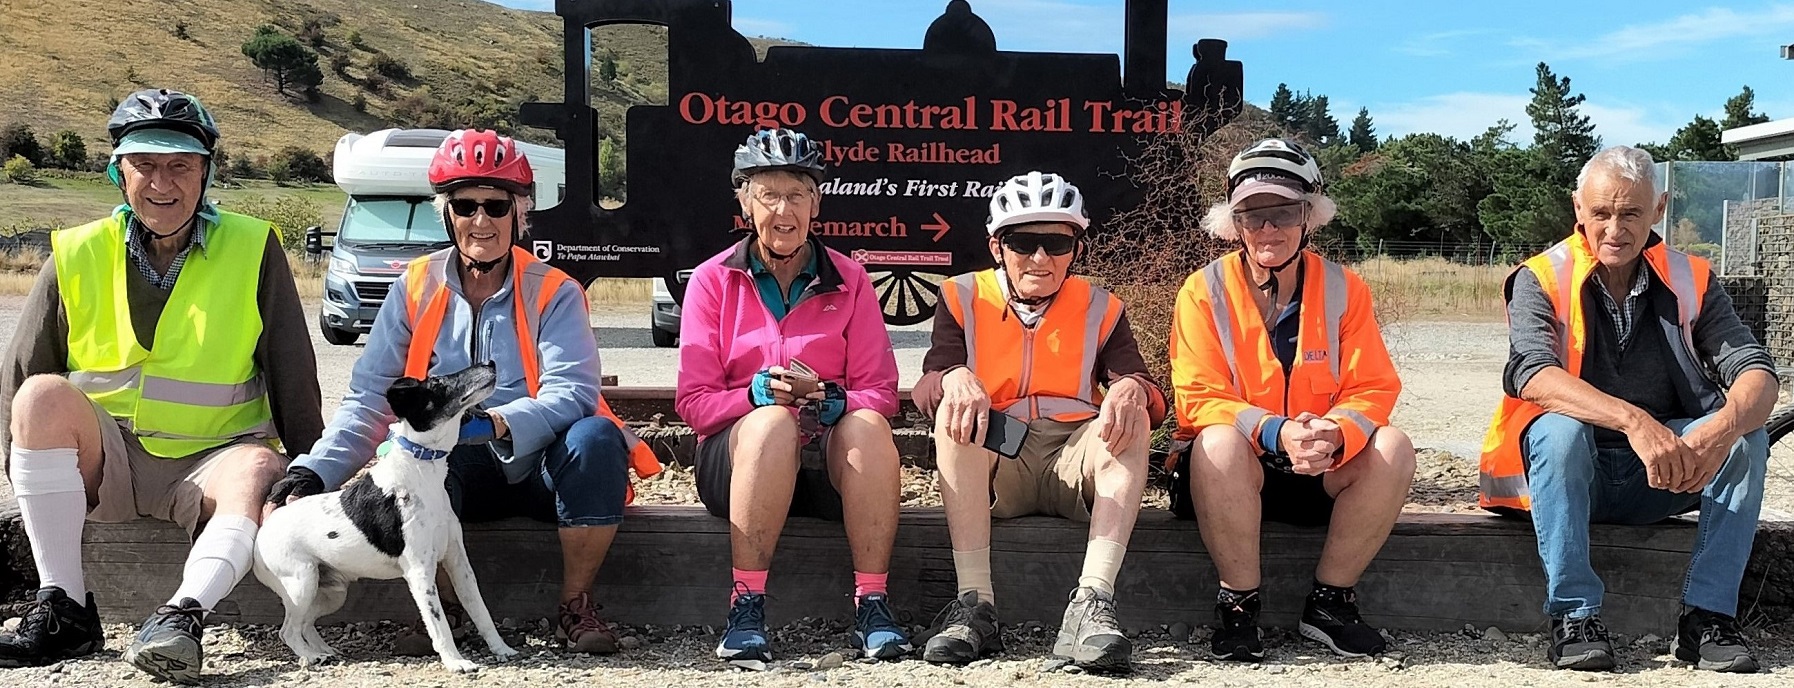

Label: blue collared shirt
[748,248,818,321]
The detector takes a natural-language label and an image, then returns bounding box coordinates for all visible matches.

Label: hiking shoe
[0,587,104,667]
[393,600,470,656]
[851,594,914,660]
[124,597,206,684]
[558,593,620,654]
[1210,589,1264,662]
[1672,607,1758,673]
[1548,615,1615,671]
[716,585,771,670]
[1297,586,1387,657]
[1052,586,1131,672]
[922,591,1002,664]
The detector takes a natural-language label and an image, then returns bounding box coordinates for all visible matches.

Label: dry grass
[1353,256,1511,322]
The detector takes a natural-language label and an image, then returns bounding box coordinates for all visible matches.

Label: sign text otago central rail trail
[521,0,1243,325]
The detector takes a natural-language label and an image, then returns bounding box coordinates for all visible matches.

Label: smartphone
[981,409,1031,459]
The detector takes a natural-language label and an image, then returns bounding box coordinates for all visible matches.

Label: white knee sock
[169,514,258,610]
[8,448,89,601]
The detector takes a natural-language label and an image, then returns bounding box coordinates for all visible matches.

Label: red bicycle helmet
[427,129,534,195]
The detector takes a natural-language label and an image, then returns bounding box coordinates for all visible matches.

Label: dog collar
[395,435,451,462]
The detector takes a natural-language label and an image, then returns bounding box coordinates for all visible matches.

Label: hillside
[0,0,714,161]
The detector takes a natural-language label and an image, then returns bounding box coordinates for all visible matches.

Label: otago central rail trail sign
[522,0,1243,324]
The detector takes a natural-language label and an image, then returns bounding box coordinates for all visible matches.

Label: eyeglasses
[448,198,515,218]
[752,189,814,210]
[1000,232,1078,256]
[1231,202,1308,231]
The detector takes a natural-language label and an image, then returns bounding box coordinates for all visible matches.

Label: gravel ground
[3,617,1790,687]
[3,300,1794,685]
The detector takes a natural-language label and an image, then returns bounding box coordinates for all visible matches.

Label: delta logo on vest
[939,269,1123,423]
[401,246,664,502]
[1477,233,1711,512]
[1303,350,1329,364]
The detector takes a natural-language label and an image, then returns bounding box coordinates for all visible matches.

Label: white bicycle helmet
[985,171,1089,236]
[1226,138,1323,194]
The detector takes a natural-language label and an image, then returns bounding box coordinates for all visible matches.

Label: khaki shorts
[85,399,279,536]
[990,418,1105,522]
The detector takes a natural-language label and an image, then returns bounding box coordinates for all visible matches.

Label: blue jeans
[1522,412,1768,618]
[445,416,630,527]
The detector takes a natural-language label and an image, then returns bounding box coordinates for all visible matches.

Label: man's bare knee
[10,375,92,445]
[1195,426,1256,469]
[207,446,288,496]
[1370,426,1417,479]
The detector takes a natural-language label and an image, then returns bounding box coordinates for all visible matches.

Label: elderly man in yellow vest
[0,89,323,683]
[913,172,1167,673]
[1481,146,1776,673]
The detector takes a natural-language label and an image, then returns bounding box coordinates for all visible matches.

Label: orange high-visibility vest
[402,246,662,502]
[938,269,1124,423]
[1169,250,1400,467]
[1478,234,1710,512]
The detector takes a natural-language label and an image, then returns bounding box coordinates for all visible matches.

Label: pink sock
[732,568,768,603]
[854,572,888,604]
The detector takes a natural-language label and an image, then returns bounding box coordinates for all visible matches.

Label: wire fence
[1314,239,1553,267]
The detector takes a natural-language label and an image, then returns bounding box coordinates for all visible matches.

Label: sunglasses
[1231,202,1308,231]
[448,198,515,218]
[1000,232,1078,256]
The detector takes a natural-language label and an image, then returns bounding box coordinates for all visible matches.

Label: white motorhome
[313,128,565,344]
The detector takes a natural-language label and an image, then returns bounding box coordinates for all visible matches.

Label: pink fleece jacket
[675,238,899,439]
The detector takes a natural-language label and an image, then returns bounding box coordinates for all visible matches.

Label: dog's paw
[489,643,520,662]
[443,658,481,673]
[298,653,339,669]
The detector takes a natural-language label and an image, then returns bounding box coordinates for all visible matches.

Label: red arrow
[923,213,950,242]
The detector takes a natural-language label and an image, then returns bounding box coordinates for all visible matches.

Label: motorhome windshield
[340,198,450,244]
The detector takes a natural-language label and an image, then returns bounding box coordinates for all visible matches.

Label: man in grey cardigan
[1481,146,1777,674]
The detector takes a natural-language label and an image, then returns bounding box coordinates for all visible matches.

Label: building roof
[1722,118,1794,160]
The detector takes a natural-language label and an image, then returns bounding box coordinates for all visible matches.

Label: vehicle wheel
[869,270,946,326]
[1766,401,1794,516]
[651,324,677,348]
[320,313,360,346]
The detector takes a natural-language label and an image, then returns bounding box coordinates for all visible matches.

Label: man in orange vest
[265,129,661,657]
[913,171,1166,673]
[1480,146,1776,673]
[1169,139,1414,662]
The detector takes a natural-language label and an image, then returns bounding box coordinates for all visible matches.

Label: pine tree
[1348,107,1377,153]
[1268,83,1301,133]
[1304,95,1341,146]
[1722,85,1770,131]
[1524,62,1600,189]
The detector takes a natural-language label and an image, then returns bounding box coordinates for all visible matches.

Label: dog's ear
[385,377,437,428]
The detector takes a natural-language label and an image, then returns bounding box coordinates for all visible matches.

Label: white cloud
[1395,29,1496,57]
[1374,92,1680,146]
[1513,4,1794,61]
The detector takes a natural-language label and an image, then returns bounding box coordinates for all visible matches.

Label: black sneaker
[1052,587,1131,673]
[124,597,206,684]
[921,591,1003,664]
[0,587,105,667]
[1548,615,1615,671]
[1297,586,1387,657]
[1672,607,1758,673]
[1210,589,1264,662]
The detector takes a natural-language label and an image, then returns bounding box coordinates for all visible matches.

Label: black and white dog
[254,364,518,672]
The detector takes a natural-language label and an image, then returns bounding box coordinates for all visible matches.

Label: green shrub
[3,155,38,184]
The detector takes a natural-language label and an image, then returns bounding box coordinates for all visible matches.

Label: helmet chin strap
[445,203,514,276]
[1247,231,1309,296]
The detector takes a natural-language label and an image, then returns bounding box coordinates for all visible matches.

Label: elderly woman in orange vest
[1481,146,1775,674]
[1168,138,1414,663]
[264,129,660,657]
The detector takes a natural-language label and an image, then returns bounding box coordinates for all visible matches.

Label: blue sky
[494,0,1794,146]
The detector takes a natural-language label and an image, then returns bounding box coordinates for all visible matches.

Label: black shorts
[694,420,844,522]
[1170,449,1336,527]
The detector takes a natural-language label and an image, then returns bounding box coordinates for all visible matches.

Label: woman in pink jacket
[675,128,909,667]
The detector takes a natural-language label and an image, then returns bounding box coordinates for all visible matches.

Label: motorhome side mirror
[304,226,324,255]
